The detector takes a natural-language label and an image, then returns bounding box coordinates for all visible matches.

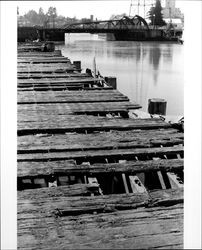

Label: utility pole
[138,0,140,15]
[129,0,155,18]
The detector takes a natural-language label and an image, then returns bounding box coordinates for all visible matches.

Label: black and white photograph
[0,0,201,249]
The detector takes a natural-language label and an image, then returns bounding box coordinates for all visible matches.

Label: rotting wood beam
[148,188,184,207]
[17,146,184,162]
[17,203,183,249]
[17,128,183,153]
[18,183,100,198]
[18,192,150,219]
[17,159,183,179]
[17,189,183,219]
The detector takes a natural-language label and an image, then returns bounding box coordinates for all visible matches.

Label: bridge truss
[61,15,150,32]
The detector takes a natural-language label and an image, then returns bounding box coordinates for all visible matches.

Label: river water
[57,33,184,116]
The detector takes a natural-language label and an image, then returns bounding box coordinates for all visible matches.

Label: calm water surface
[57,34,184,116]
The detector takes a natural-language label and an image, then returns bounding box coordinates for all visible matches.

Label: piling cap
[149,98,166,103]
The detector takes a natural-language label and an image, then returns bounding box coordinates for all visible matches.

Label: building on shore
[162,0,184,20]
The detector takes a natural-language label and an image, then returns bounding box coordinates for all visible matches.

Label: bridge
[18,15,180,42]
[60,15,149,32]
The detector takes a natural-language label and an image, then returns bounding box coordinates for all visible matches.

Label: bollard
[73,61,81,70]
[42,42,55,52]
[46,42,55,52]
[104,76,117,89]
[42,30,46,41]
[86,68,92,76]
[148,98,167,115]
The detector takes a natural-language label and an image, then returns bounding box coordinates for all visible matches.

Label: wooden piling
[42,42,55,52]
[73,61,81,70]
[148,98,167,115]
[104,76,117,89]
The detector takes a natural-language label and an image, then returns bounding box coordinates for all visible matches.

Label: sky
[17,0,186,20]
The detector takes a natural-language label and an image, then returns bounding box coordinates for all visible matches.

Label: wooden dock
[17,43,184,249]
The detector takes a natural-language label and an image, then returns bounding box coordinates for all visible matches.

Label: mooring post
[73,61,81,70]
[46,42,55,52]
[148,98,167,115]
[42,30,46,41]
[104,76,117,89]
[42,42,55,52]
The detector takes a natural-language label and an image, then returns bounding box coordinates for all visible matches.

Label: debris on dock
[17,42,184,249]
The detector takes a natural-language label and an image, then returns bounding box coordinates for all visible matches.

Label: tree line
[18,1,167,28]
[18,7,85,28]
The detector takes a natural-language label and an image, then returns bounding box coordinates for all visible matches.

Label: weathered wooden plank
[17,64,77,73]
[18,58,70,64]
[17,90,129,104]
[18,189,183,219]
[18,63,74,68]
[149,188,184,207]
[17,129,183,153]
[17,102,141,117]
[17,72,90,79]
[17,204,183,249]
[17,118,172,135]
[17,89,125,96]
[17,159,183,178]
[18,85,87,92]
[17,50,62,57]
[18,47,43,52]
[18,86,113,92]
[18,56,65,60]
[17,77,104,85]
[17,146,183,162]
[19,98,129,104]
[18,184,100,198]
[18,192,150,220]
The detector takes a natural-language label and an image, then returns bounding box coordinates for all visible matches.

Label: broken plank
[17,159,183,178]
[17,204,183,249]
[18,183,100,199]
[18,192,150,220]
[18,189,183,220]
[148,188,184,207]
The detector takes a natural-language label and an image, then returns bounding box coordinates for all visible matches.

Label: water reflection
[149,46,161,70]
[162,44,173,64]
[58,34,183,116]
